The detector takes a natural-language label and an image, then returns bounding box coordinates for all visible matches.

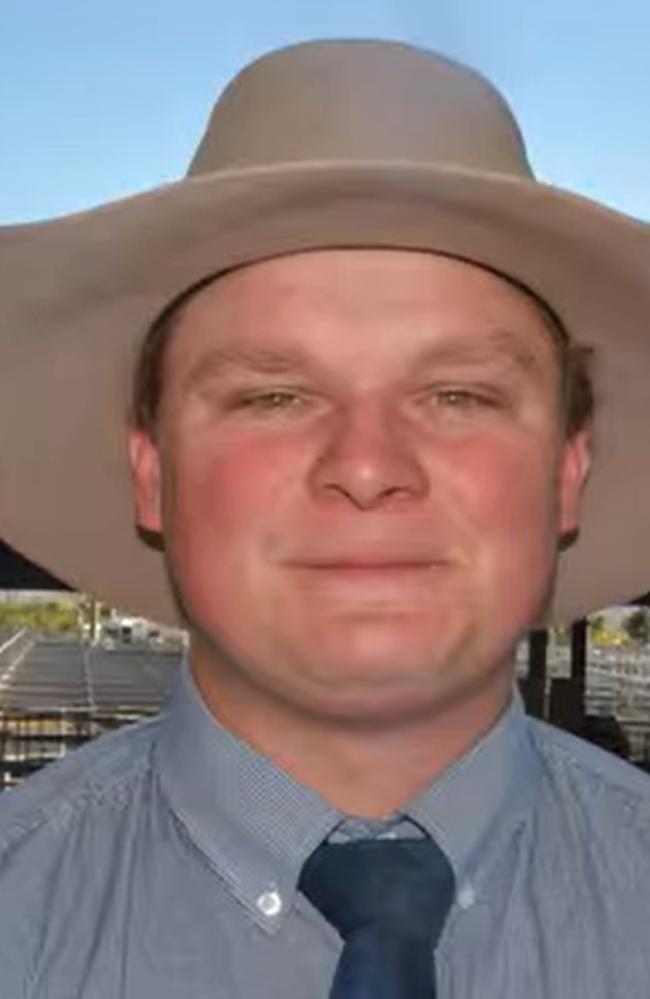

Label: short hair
[131,264,595,439]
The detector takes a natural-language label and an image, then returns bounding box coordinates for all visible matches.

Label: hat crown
[188,40,533,178]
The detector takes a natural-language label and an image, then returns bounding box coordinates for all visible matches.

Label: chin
[287,662,483,729]
[302,609,467,669]
[290,607,512,694]
[283,629,458,701]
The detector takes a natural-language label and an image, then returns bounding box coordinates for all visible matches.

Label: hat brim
[0,160,648,624]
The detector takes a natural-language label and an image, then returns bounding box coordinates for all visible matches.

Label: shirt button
[457,883,476,910]
[257,890,283,917]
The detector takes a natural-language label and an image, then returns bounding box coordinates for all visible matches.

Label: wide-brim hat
[0,39,648,626]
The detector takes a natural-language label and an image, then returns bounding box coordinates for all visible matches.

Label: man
[0,39,650,998]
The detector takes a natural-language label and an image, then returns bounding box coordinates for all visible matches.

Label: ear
[558,427,592,536]
[128,429,163,533]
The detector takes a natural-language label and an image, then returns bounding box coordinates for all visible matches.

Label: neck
[190,650,514,818]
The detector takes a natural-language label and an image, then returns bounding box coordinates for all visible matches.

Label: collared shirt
[1,662,650,998]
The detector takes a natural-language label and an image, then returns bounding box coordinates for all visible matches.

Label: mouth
[289,550,445,569]
[297,561,435,571]
[286,559,444,598]
[289,545,444,566]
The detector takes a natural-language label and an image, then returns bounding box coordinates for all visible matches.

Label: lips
[287,550,442,569]
[281,541,451,586]
[286,560,440,602]
[298,560,435,570]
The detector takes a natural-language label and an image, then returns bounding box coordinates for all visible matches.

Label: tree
[589,614,606,644]
[623,608,650,646]
[0,598,78,635]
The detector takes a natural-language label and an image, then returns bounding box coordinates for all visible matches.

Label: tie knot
[298,837,455,945]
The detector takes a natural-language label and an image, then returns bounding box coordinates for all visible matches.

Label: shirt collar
[406,683,540,882]
[155,662,342,932]
[155,661,540,932]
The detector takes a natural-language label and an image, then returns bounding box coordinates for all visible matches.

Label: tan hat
[0,39,648,625]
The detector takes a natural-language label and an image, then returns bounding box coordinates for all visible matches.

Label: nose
[308,403,429,510]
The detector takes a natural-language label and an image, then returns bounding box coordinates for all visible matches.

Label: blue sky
[1,0,649,222]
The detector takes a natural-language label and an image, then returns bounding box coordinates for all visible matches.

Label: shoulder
[526,714,650,843]
[528,713,650,793]
[0,711,163,850]
[0,714,166,991]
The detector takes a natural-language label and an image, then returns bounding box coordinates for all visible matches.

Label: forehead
[163,249,560,376]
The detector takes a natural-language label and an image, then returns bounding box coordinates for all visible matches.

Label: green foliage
[589,614,606,643]
[0,599,79,635]
[623,608,650,646]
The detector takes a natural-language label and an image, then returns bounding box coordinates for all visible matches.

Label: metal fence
[3,633,650,789]
[0,707,155,789]
[0,630,179,789]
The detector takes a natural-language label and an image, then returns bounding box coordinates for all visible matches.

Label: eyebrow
[182,344,320,393]
[411,329,547,379]
[182,327,547,393]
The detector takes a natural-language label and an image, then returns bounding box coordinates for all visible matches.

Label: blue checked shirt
[1,661,650,997]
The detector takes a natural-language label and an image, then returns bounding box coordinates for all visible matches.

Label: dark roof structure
[0,538,69,590]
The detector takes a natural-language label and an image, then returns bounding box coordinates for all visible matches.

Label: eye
[233,389,304,412]
[417,384,511,423]
[431,388,495,408]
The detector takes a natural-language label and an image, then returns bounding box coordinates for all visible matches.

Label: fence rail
[3,635,650,789]
[0,707,154,789]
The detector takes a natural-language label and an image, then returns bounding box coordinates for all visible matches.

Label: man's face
[130,250,589,725]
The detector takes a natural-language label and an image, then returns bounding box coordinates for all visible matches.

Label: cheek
[443,435,560,572]
[162,433,300,572]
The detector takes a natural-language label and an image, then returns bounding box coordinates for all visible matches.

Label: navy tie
[298,837,455,999]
